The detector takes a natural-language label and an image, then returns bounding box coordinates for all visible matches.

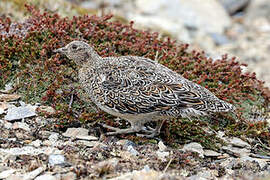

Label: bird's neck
[84,48,103,67]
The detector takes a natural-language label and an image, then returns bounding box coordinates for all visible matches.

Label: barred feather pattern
[56,41,235,124]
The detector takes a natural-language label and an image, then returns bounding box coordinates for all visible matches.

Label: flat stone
[0,102,8,114]
[4,104,37,121]
[48,133,59,143]
[3,121,12,129]
[62,128,89,138]
[23,167,45,180]
[77,140,98,147]
[127,145,139,156]
[204,149,222,157]
[12,122,31,131]
[0,94,21,102]
[48,154,66,166]
[35,174,57,180]
[240,156,268,169]
[76,135,98,141]
[30,139,42,148]
[0,146,61,156]
[183,142,204,158]
[36,106,56,115]
[61,172,77,180]
[116,140,137,149]
[222,145,250,157]
[229,137,251,149]
[158,141,167,151]
[0,169,16,179]
[156,151,169,161]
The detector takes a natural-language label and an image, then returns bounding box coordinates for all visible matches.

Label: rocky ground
[0,0,270,179]
[0,93,270,179]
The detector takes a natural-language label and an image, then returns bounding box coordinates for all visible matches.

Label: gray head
[54,41,100,66]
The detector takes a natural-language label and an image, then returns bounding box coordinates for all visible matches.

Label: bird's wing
[98,56,206,115]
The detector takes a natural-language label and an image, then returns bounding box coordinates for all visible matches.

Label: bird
[54,41,235,137]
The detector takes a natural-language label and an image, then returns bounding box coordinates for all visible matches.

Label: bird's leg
[137,119,166,138]
[102,121,143,135]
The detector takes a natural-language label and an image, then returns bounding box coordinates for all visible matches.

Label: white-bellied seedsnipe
[54,41,235,137]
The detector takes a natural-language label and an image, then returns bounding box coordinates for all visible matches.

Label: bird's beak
[53,47,68,54]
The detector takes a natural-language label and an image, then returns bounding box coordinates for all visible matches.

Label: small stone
[229,137,251,149]
[116,139,137,149]
[4,104,37,121]
[48,154,66,166]
[0,93,21,102]
[0,146,61,156]
[30,139,42,148]
[35,174,57,180]
[127,145,139,156]
[93,158,119,175]
[158,141,167,151]
[0,169,16,179]
[240,156,268,169]
[48,133,59,144]
[77,140,98,147]
[61,172,77,180]
[76,135,98,141]
[23,167,45,180]
[204,149,222,157]
[156,151,169,161]
[0,102,8,114]
[36,106,56,115]
[222,145,250,157]
[183,142,204,158]
[143,165,150,172]
[62,128,89,138]
[13,122,31,131]
[219,157,236,169]
[3,121,12,129]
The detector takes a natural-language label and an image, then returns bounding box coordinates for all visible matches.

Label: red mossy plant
[0,5,269,147]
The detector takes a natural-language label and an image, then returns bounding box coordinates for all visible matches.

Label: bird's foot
[136,126,160,138]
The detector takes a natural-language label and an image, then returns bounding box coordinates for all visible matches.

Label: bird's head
[54,41,99,66]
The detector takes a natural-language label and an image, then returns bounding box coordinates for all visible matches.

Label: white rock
[23,167,45,180]
[0,146,61,156]
[204,149,222,157]
[77,140,98,147]
[4,104,37,121]
[30,139,42,148]
[240,156,268,169]
[0,102,8,114]
[222,145,250,157]
[62,128,89,138]
[156,151,169,161]
[35,174,57,180]
[48,154,66,166]
[0,169,16,179]
[229,137,251,149]
[183,142,204,158]
[127,145,139,156]
[13,122,31,131]
[76,135,98,141]
[48,133,59,144]
[158,141,167,151]
[3,121,12,129]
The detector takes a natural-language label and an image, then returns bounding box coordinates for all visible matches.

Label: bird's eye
[71,44,77,49]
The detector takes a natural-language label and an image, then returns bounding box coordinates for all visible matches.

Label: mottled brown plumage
[54,41,235,137]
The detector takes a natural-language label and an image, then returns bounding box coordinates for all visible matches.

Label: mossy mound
[1,5,269,148]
